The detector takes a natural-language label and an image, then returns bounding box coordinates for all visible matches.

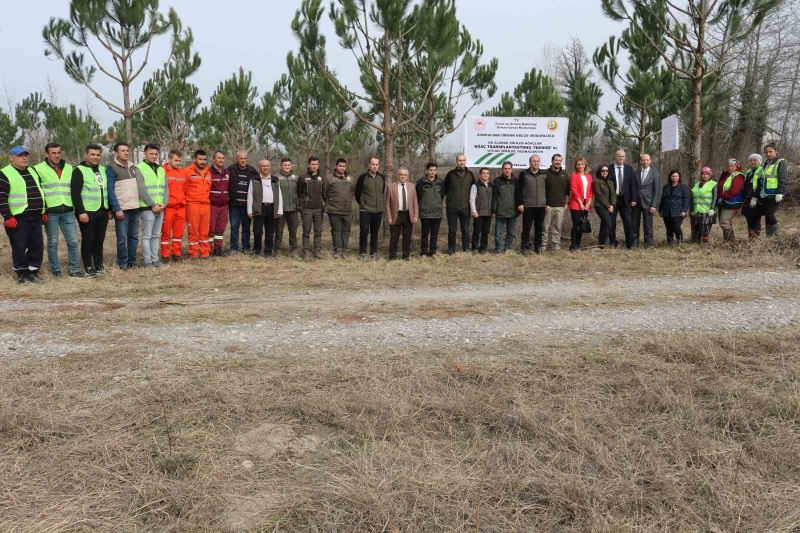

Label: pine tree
[43,0,201,145]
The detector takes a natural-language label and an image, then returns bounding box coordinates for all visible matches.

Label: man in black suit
[609,149,636,249]
[630,153,661,248]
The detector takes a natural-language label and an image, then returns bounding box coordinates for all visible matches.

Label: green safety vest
[756,158,785,195]
[745,166,763,186]
[691,180,717,214]
[2,164,44,216]
[33,160,74,209]
[721,170,745,206]
[78,165,108,212]
[137,161,166,207]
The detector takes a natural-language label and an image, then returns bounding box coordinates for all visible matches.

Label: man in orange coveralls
[184,149,212,259]
[160,150,187,261]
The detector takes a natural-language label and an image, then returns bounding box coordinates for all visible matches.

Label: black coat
[659,183,690,218]
[608,163,636,204]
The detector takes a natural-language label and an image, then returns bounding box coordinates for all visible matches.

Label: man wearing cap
[0,146,46,283]
[750,143,789,236]
[33,143,85,277]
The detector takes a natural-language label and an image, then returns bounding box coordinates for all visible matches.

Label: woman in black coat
[658,169,691,244]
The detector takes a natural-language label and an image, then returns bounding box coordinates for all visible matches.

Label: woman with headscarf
[716,158,746,242]
[742,153,764,240]
[658,169,690,244]
[690,166,717,244]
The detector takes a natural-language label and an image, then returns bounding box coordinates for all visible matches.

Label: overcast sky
[2,0,625,151]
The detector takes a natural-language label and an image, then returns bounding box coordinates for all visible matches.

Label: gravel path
[2,271,799,360]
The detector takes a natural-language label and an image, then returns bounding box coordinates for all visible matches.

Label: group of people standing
[0,141,789,283]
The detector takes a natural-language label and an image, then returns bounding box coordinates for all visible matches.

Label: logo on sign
[546,120,558,131]
[474,118,486,131]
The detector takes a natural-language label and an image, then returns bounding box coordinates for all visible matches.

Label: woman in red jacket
[569,157,593,251]
[716,158,745,243]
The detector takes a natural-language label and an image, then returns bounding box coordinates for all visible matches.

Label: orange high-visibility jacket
[184,163,211,204]
[163,163,188,207]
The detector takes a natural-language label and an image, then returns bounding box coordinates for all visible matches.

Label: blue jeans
[494,216,516,253]
[139,209,164,265]
[115,209,140,268]
[45,211,80,274]
[229,204,251,251]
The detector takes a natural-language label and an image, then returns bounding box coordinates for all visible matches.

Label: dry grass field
[1,208,799,531]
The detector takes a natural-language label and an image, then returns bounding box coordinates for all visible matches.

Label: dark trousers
[420,218,442,256]
[329,213,352,252]
[301,207,323,254]
[569,210,586,250]
[520,207,546,252]
[252,204,276,256]
[631,205,654,247]
[6,215,43,273]
[691,216,713,243]
[595,206,614,246]
[663,216,684,244]
[389,211,413,260]
[447,207,471,253]
[80,209,108,272]
[358,210,383,255]
[471,215,491,252]
[229,204,251,252]
[753,198,780,228]
[612,199,633,248]
[275,210,299,252]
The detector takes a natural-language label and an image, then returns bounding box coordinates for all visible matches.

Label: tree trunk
[382,33,394,178]
[691,74,703,183]
[426,96,436,162]
[123,82,134,148]
[638,107,649,155]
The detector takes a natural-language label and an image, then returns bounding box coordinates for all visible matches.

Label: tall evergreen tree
[43,0,201,145]
[485,69,565,117]
[601,0,781,176]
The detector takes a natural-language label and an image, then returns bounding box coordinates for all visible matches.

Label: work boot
[26,271,44,283]
[766,224,779,237]
[722,228,735,243]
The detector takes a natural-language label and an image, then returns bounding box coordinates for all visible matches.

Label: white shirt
[397,181,408,211]
[615,165,624,194]
[580,174,589,199]
[641,167,649,182]
[247,175,283,216]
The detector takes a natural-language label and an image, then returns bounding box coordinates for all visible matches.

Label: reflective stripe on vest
[2,164,44,216]
[691,180,717,214]
[722,171,745,206]
[757,158,785,195]
[137,162,166,207]
[33,161,74,209]
[78,165,108,212]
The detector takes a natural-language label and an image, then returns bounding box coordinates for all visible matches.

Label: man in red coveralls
[209,150,230,256]
[160,150,187,261]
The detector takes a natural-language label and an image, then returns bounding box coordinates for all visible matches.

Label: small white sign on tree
[661,115,680,153]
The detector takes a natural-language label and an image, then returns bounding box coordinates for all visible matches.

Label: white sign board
[465,116,569,169]
[661,114,680,152]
